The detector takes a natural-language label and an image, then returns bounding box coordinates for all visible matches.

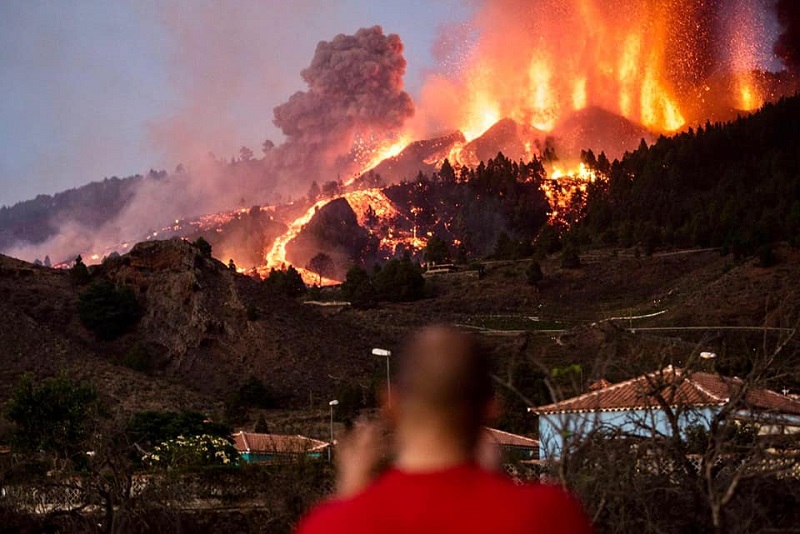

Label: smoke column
[270,26,414,185]
[774,0,800,71]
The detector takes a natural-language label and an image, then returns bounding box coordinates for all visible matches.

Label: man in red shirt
[297,326,593,533]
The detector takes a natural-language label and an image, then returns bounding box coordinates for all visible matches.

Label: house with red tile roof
[529,366,800,459]
[232,432,329,464]
[482,427,540,462]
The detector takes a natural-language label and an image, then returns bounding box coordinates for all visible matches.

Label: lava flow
[260,198,339,285]
[261,188,425,285]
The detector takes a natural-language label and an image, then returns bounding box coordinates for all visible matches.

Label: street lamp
[328,399,339,462]
[372,348,392,400]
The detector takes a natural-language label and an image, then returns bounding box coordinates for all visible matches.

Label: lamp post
[328,399,339,462]
[372,348,392,400]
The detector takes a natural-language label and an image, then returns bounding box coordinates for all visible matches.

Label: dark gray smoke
[774,0,800,70]
[271,26,414,182]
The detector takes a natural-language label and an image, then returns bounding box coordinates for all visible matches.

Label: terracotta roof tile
[233,432,329,454]
[532,367,800,416]
[483,427,540,448]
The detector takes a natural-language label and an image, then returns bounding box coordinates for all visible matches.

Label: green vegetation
[578,96,800,255]
[122,341,158,373]
[385,152,550,257]
[193,236,213,258]
[77,279,141,340]
[224,376,278,423]
[526,261,543,285]
[424,234,451,264]
[373,257,425,302]
[6,374,100,468]
[126,410,232,450]
[264,265,306,298]
[142,434,238,470]
[560,246,581,269]
[69,254,91,285]
[341,265,377,309]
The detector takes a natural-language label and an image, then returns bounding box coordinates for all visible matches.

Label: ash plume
[270,26,414,183]
[774,0,800,70]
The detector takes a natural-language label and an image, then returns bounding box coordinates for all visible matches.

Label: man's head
[390,325,494,447]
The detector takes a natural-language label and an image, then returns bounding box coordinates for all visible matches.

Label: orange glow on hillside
[544,163,600,227]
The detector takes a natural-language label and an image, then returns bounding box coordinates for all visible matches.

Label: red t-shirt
[296,464,593,534]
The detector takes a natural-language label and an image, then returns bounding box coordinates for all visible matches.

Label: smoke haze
[774,0,800,70]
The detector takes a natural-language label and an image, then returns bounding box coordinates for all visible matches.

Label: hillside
[0,239,384,414]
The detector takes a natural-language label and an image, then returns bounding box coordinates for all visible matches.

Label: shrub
[69,255,91,285]
[560,247,581,269]
[526,261,543,285]
[127,410,232,449]
[78,280,141,340]
[264,266,306,298]
[123,342,157,373]
[6,374,99,466]
[373,258,425,302]
[757,244,777,268]
[193,237,212,258]
[142,434,238,469]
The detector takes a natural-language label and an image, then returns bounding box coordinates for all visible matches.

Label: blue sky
[0,0,474,207]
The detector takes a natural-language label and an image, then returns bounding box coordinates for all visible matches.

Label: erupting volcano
[5,1,796,283]
[199,1,798,284]
[421,0,781,145]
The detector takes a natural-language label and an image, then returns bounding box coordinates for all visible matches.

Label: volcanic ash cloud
[270,25,415,185]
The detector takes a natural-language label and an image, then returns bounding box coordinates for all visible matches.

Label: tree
[254,413,270,434]
[493,232,516,259]
[308,180,321,202]
[373,258,425,302]
[341,265,377,309]
[78,280,141,340]
[70,254,90,285]
[341,265,370,300]
[440,158,456,184]
[560,246,581,269]
[424,235,451,265]
[142,434,238,469]
[6,374,100,470]
[224,376,278,424]
[307,252,334,285]
[262,139,275,155]
[526,261,543,286]
[43,255,51,268]
[228,258,237,271]
[126,410,231,450]
[239,146,253,162]
[193,236,212,258]
[321,180,340,197]
[265,266,306,298]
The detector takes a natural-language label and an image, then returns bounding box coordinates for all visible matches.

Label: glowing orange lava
[418,0,772,143]
[262,187,427,286]
[543,163,600,227]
